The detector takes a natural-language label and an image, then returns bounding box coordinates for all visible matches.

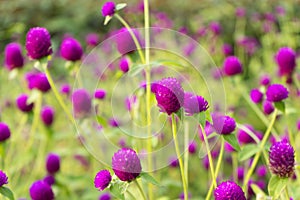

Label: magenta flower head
[43,175,55,186]
[223,56,243,76]
[27,73,51,93]
[188,141,197,154]
[72,89,92,118]
[0,122,11,142]
[152,77,184,115]
[60,37,83,61]
[260,74,271,86]
[269,140,295,178]
[222,43,233,56]
[46,153,60,174]
[25,27,52,60]
[263,100,274,115]
[275,47,296,77]
[214,181,246,200]
[237,124,255,144]
[101,1,116,17]
[29,180,54,200]
[94,170,112,190]
[86,33,99,46]
[16,94,34,113]
[256,165,268,178]
[94,89,106,100]
[250,88,263,104]
[213,114,236,135]
[60,84,71,95]
[0,170,8,186]
[266,84,289,102]
[183,92,209,116]
[119,57,129,73]
[41,106,55,126]
[210,21,222,35]
[99,192,111,200]
[169,156,179,168]
[115,28,142,55]
[4,42,24,70]
[236,7,246,18]
[112,148,142,182]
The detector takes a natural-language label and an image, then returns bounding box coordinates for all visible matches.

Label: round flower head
[260,74,271,86]
[72,89,92,118]
[237,167,244,182]
[16,94,34,113]
[43,175,55,186]
[115,28,142,55]
[41,106,55,126]
[4,42,24,70]
[29,180,54,200]
[0,170,8,186]
[250,88,263,104]
[25,27,52,60]
[101,1,116,17]
[237,124,256,144]
[119,57,129,73]
[214,181,246,200]
[236,7,246,18]
[46,153,60,174]
[60,83,71,95]
[213,114,236,135]
[27,73,51,93]
[94,89,106,100]
[188,141,197,154]
[0,122,11,142]
[222,43,233,56]
[183,92,209,115]
[86,33,99,46]
[152,77,184,115]
[266,84,289,102]
[275,47,296,77]
[210,21,221,35]
[256,165,267,178]
[224,142,235,153]
[109,118,119,127]
[269,140,295,178]
[99,192,111,200]
[94,170,112,190]
[263,100,274,115]
[60,37,83,61]
[169,156,179,168]
[223,56,243,76]
[112,148,142,182]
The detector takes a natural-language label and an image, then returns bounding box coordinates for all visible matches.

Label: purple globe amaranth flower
[0,122,11,142]
[236,7,246,18]
[94,170,112,190]
[237,167,244,182]
[210,21,222,35]
[119,57,129,73]
[30,180,54,200]
[256,165,268,178]
[250,88,263,104]
[99,192,111,200]
[26,72,51,93]
[266,84,289,102]
[269,140,295,178]
[223,56,243,76]
[46,153,60,174]
[60,83,71,95]
[43,175,55,186]
[237,124,256,144]
[112,148,142,182]
[222,43,233,56]
[72,89,92,118]
[94,89,106,100]
[275,47,296,77]
[4,42,24,70]
[109,118,120,127]
[0,170,8,186]
[260,74,271,86]
[41,106,55,126]
[224,142,235,153]
[101,1,116,17]
[25,27,52,60]
[183,92,209,115]
[86,33,99,46]
[16,94,34,113]
[152,77,184,115]
[60,37,83,61]
[214,181,246,200]
[115,28,143,55]
[263,100,274,115]
[213,114,236,135]
[169,156,179,168]
[188,141,197,154]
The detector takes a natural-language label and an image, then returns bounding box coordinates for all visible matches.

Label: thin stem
[200,124,217,188]
[232,152,238,183]
[134,180,147,200]
[44,67,75,125]
[184,121,189,191]
[114,13,145,64]
[285,186,290,200]
[172,114,188,200]
[243,109,278,191]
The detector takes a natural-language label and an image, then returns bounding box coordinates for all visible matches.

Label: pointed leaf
[140,172,160,186]
[110,184,125,200]
[223,134,241,151]
[176,108,184,121]
[238,144,259,161]
[251,183,266,197]
[116,3,127,11]
[198,112,206,128]
[268,175,288,199]
[274,101,285,113]
[104,16,112,25]
[0,187,15,200]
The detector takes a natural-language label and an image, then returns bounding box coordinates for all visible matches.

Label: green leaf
[104,16,112,25]
[268,176,288,199]
[109,184,125,200]
[175,108,184,121]
[274,101,285,113]
[205,111,212,123]
[115,3,127,11]
[198,112,206,128]
[140,172,160,186]
[238,144,259,161]
[96,115,107,127]
[251,183,266,197]
[0,187,15,200]
[223,134,241,151]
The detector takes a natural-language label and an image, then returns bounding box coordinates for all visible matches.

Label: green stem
[184,122,189,192]
[114,13,145,64]
[44,67,75,125]
[243,109,278,192]
[200,124,217,188]
[172,114,188,200]
[134,180,147,200]
[232,152,238,183]
[285,186,290,200]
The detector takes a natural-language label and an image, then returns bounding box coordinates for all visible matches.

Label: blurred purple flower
[4,42,24,70]
[60,37,83,61]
